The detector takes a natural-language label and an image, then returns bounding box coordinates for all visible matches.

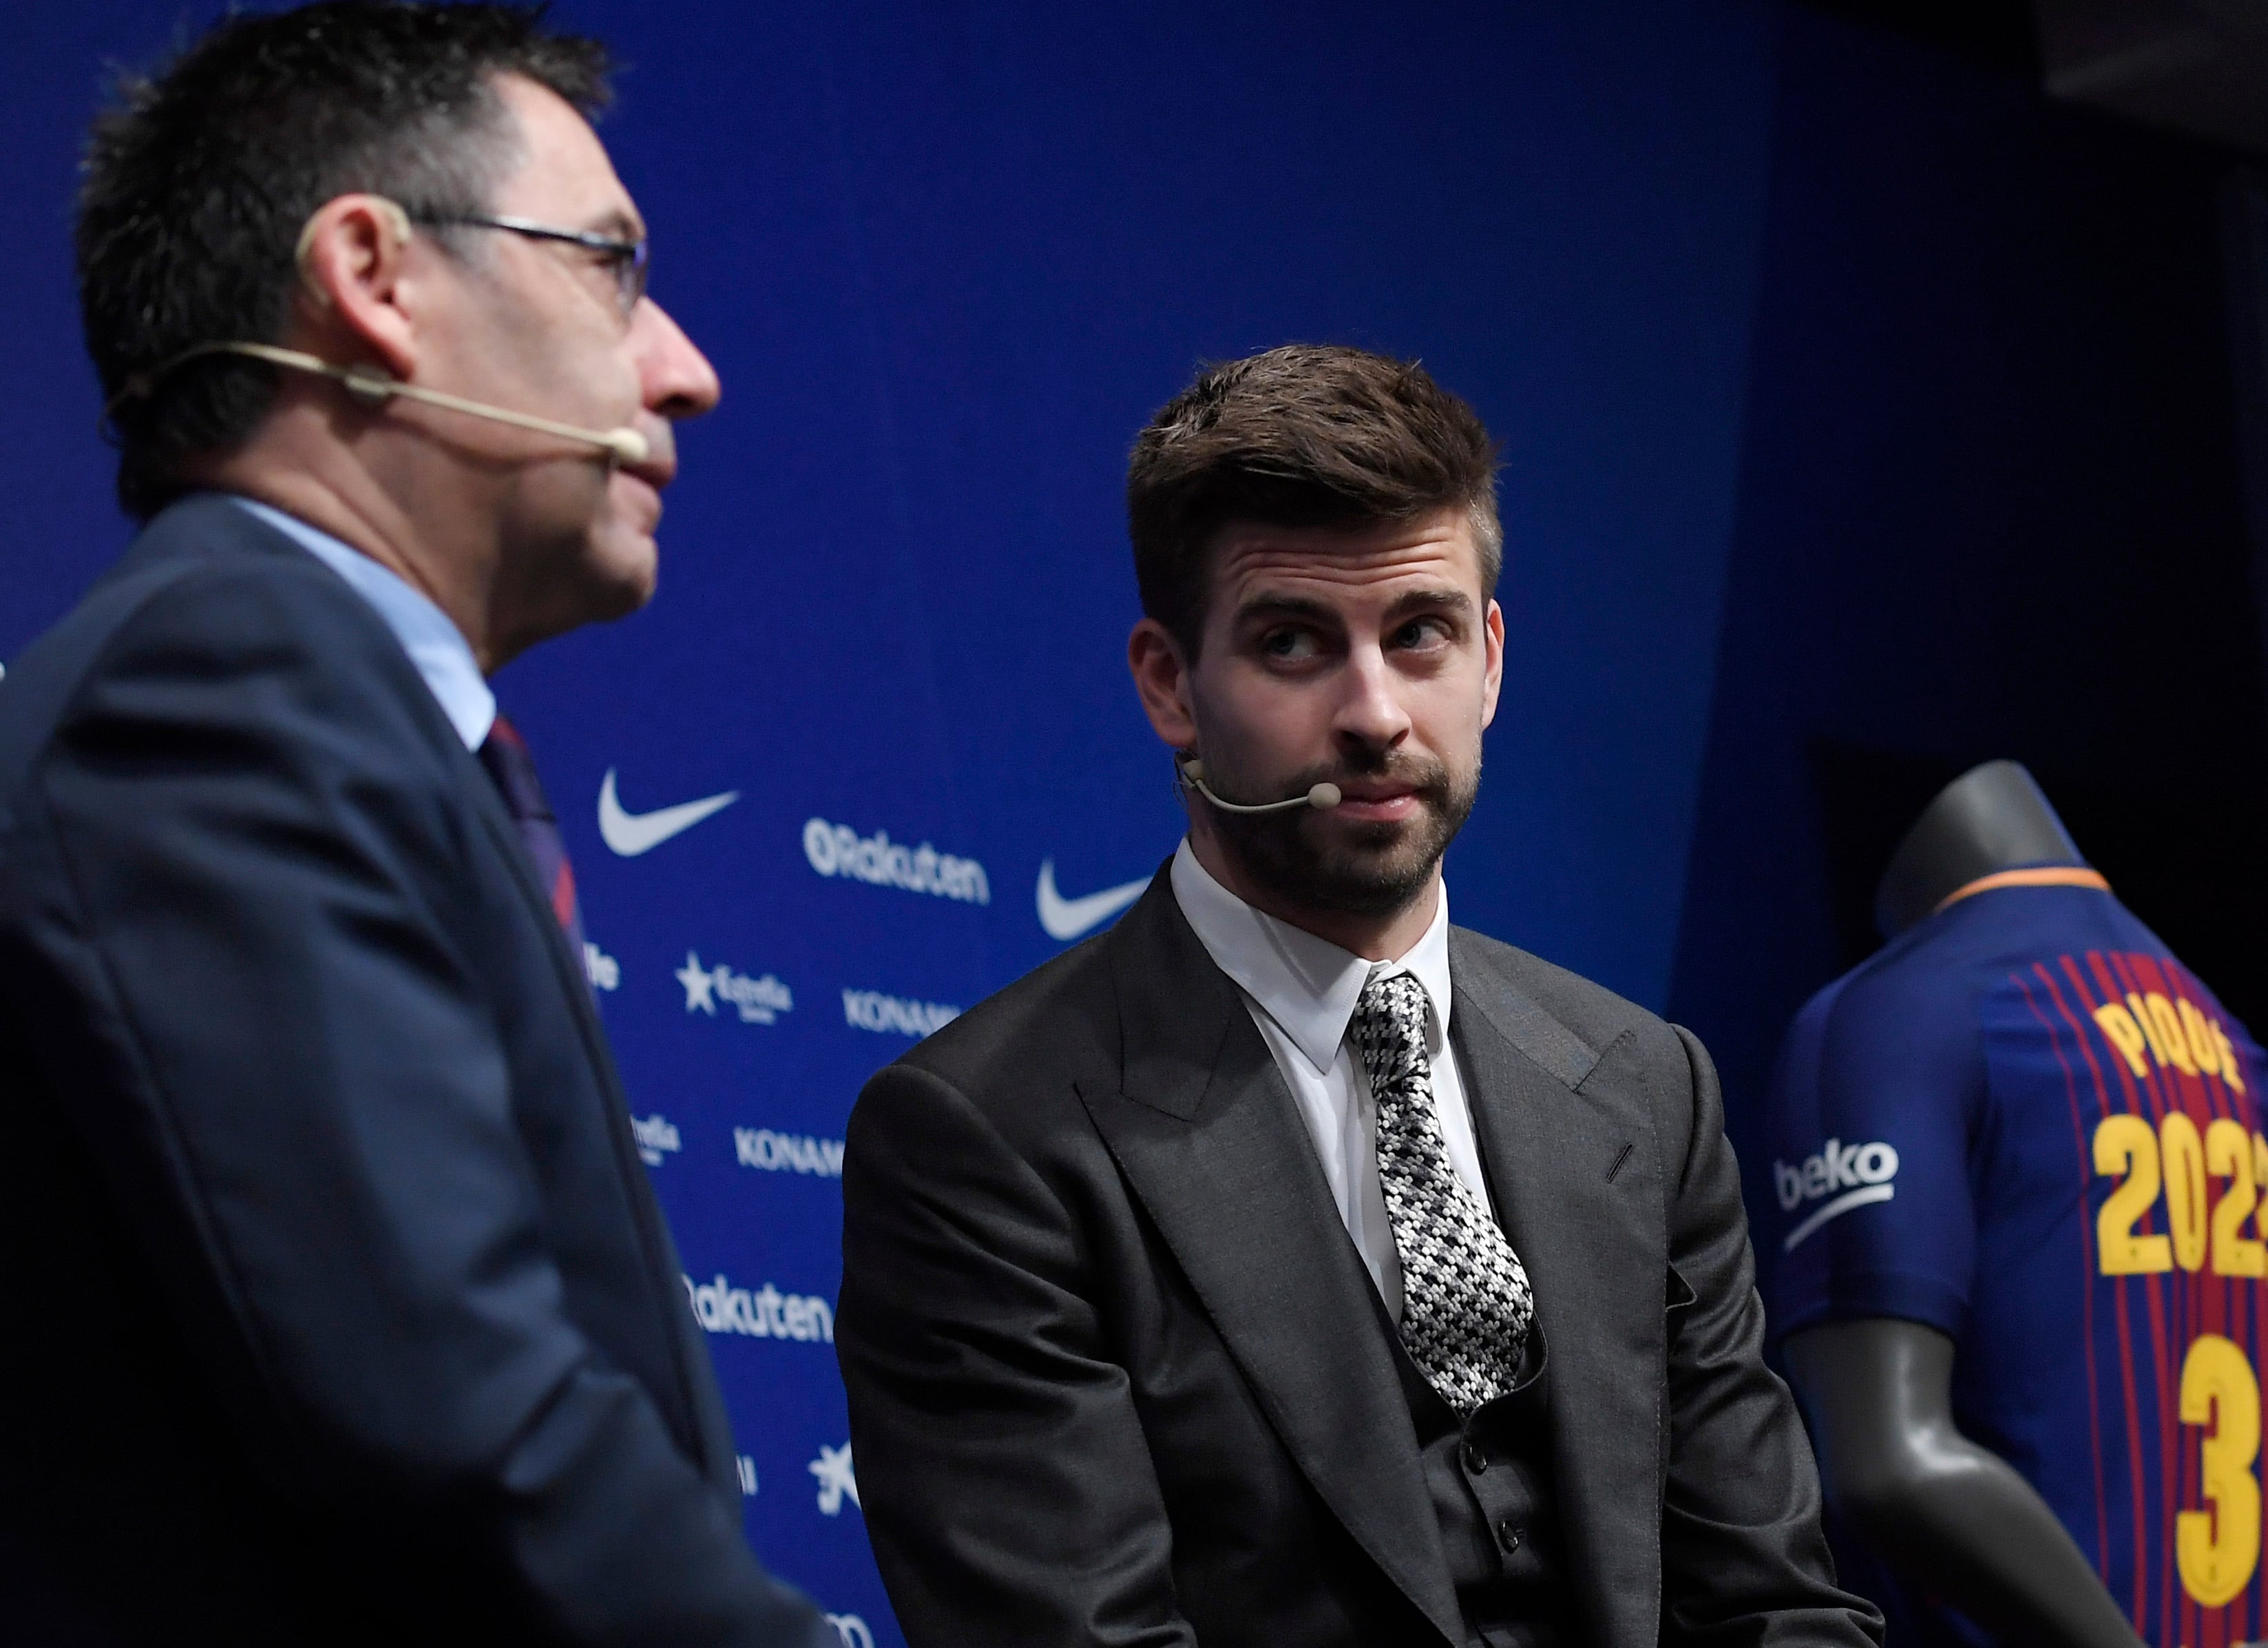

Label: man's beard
[1201,745,1480,920]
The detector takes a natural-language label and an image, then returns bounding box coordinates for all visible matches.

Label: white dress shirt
[1169,838,1493,1319]
[230,496,496,751]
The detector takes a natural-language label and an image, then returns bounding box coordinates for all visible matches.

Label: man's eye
[1394,617,1452,649]
[1261,630,1321,662]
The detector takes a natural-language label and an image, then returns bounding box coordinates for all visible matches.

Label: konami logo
[735,1127,845,1179]
[843,988,959,1039]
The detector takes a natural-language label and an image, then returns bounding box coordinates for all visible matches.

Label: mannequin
[1781,761,2144,1648]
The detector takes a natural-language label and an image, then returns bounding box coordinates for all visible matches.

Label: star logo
[808,1440,859,1517]
[675,951,717,1015]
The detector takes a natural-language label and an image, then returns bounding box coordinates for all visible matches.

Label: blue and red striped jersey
[1766,876,2267,1648]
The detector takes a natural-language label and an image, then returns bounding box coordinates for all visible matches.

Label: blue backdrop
[1,6,2259,1644]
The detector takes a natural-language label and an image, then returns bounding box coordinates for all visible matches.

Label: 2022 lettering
[2093,1114,2267,1278]
[2091,1113,2267,1611]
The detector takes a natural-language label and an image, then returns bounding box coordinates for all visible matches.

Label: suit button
[1462,1440,1488,1475]
[1496,1519,1524,1554]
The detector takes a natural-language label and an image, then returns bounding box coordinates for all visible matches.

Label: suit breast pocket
[1665,1263,1697,1316]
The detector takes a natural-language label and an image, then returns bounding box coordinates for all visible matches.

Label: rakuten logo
[682,1273,835,1344]
[804,817,990,905]
[843,989,960,1039]
[1774,1137,1900,1253]
[735,1127,845,1179]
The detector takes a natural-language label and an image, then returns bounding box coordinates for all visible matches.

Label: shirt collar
[1170,836,1453,1077]
[229,496,496,750]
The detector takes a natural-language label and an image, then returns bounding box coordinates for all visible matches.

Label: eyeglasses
[415,211,649,320]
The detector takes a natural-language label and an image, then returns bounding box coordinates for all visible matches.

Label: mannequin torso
[1782,760,2143,1648]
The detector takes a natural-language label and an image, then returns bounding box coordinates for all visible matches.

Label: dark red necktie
[476,712,588,962]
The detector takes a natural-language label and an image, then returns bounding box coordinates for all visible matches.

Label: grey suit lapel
[1451,931,1666,1648]
[1075,879,1464,1646]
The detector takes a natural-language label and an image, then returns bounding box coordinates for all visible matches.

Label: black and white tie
[1352,971,1534,1415]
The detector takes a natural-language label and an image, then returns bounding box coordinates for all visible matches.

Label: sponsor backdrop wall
[0,6,2258,1644]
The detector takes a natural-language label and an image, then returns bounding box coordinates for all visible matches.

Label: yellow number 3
[2179,1333,2262,1608]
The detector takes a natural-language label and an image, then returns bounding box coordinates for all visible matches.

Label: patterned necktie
[1352,971,1534,1415]
[476,712,587,961]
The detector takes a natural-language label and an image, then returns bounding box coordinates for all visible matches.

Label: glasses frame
[414,211,649,319]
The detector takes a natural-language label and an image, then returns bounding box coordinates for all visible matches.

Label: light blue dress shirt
[230,496,496,750]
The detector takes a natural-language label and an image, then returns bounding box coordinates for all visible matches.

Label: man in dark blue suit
[0,6,831,1643]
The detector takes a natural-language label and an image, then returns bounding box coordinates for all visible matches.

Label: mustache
[1282,748,1456,801]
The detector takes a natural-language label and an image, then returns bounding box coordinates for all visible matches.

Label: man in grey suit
[837,344,1880,1647]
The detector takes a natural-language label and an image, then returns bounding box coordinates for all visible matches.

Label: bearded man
[834,345,1880,1648]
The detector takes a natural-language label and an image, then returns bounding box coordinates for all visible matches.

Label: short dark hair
[1126,344,1501,655]
[78,2,611,518]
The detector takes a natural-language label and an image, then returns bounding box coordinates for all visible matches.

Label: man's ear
[1128,618,1199,750]
[1479,598,1505,730]
[288,193,420,381]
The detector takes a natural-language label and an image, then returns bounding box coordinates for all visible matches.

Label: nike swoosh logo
[1782,1183,1894,1253]
[598,768,739,857]
[1036,858,1147,942]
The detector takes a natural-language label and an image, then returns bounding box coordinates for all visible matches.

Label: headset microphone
[109,341,649,466]
[1179,758,1342,814]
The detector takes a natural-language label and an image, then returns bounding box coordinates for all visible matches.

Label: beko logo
[843,989,960,1038]
[735,1127,845,1179]
[682,1272,835,1343]
[804,817,990,905]
[582,940,620,991]
[1775,1137,1900,1253]
[677,951,793,1024]
[631,1113,681,1168]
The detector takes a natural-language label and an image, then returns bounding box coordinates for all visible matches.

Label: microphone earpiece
[109,341,648,466]
[1179,758,1341,814]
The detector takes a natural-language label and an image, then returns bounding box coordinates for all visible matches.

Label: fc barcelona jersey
[1766,875,2268,1648]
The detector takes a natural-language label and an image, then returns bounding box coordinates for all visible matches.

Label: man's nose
[634,298,722,419]
[1332,644,1413,753]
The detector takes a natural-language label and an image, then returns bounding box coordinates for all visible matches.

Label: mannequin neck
[1874,760,2086,938]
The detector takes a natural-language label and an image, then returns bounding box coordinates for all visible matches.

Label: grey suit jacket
[837,869,1880,1648]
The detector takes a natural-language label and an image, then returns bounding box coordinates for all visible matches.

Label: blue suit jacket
[0,496,830,1645]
